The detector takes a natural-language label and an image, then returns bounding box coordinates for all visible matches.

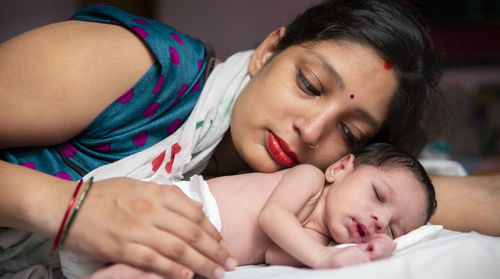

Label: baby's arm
[265,227,395,269]
[265,228,330,267]
[259,164,330,268]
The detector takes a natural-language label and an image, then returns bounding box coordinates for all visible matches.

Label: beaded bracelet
[59,177,94,247]
[50,179,83,256]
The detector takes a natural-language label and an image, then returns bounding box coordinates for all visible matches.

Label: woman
[0,1,498,279]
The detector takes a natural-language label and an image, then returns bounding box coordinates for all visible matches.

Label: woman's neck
[202,131,252,177]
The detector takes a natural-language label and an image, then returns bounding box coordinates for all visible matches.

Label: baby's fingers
[365,234,396,260]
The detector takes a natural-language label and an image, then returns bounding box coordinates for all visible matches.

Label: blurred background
[1,0,499,174]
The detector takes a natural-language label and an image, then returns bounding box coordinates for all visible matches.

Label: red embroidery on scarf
[152,150,166,172]
[165,143,182,173]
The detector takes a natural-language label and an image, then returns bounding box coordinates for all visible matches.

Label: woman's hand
[63,177,235,279]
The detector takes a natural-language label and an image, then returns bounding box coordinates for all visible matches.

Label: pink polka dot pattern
[117,88,134,103]
[169,47,180,65]
[133,131,148,146]
[20,162,36,169]
[93,143,111,152]
[55,172,72,180]
[191,81,201,92]
[171,33,183,44]
[132,26,149,40]
[167,119,182,135]
[166,85,188,111]
[153,76,164,94]
[197,60,203,70]
[61,144,78,158]
[111,20,125,26]
[133,18,149,25]
[143,103,159,118]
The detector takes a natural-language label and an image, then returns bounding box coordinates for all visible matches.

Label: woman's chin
[247,156,284,173]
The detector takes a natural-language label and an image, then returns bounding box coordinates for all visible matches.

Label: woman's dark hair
[353,142,437,223]
[276,0,444,156]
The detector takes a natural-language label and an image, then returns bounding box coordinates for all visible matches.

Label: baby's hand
[313,234,396,269]
[361,233,397,261]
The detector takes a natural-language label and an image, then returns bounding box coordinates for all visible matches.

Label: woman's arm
[0,20,154,148]
[430,174,500,236]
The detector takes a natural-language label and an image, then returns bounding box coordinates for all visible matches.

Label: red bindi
[350,94,355,99]
[384,61,393,70]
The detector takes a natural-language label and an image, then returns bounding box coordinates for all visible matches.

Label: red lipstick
[266,131,298,166]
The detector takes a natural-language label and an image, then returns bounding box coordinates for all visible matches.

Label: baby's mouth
[351,219,370,243]
[358,223,367,240]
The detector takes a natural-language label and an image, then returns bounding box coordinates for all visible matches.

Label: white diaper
[172,175,221,231]
[60,175,220,279]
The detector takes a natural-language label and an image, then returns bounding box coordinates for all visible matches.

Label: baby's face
[324,165,427,244]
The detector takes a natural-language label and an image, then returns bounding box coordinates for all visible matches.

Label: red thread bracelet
[50,179,83,256]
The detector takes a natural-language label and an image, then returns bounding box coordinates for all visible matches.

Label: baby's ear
[325,154,355,183]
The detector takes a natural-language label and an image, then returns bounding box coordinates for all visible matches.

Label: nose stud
[308,143,319,150]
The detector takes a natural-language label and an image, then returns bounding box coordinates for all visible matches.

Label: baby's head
[322,143,436,244]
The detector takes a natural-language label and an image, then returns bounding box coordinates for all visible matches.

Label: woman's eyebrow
[305,50,345,91]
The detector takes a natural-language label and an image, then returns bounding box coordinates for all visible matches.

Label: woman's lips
[266,131,298,167]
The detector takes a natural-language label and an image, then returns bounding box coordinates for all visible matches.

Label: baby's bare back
[207,171,286,265]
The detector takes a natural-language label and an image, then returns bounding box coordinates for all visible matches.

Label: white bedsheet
[226,229,500,279]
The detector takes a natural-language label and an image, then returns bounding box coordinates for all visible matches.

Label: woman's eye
[298,70,321,96]
[341,123,360,149]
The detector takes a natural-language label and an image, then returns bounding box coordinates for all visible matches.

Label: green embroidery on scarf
[196,120,204,129]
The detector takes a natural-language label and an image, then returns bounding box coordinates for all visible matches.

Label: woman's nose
[294,110,334,146]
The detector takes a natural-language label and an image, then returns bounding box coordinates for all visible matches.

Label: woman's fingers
[118,244,196,279]
[160,186,223,243]
[141,228,228,278]
[153,206,233,270]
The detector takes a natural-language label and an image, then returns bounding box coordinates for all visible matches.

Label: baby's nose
[371,213,390,235]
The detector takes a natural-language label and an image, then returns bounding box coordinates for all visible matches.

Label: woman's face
[231,30,398,172]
